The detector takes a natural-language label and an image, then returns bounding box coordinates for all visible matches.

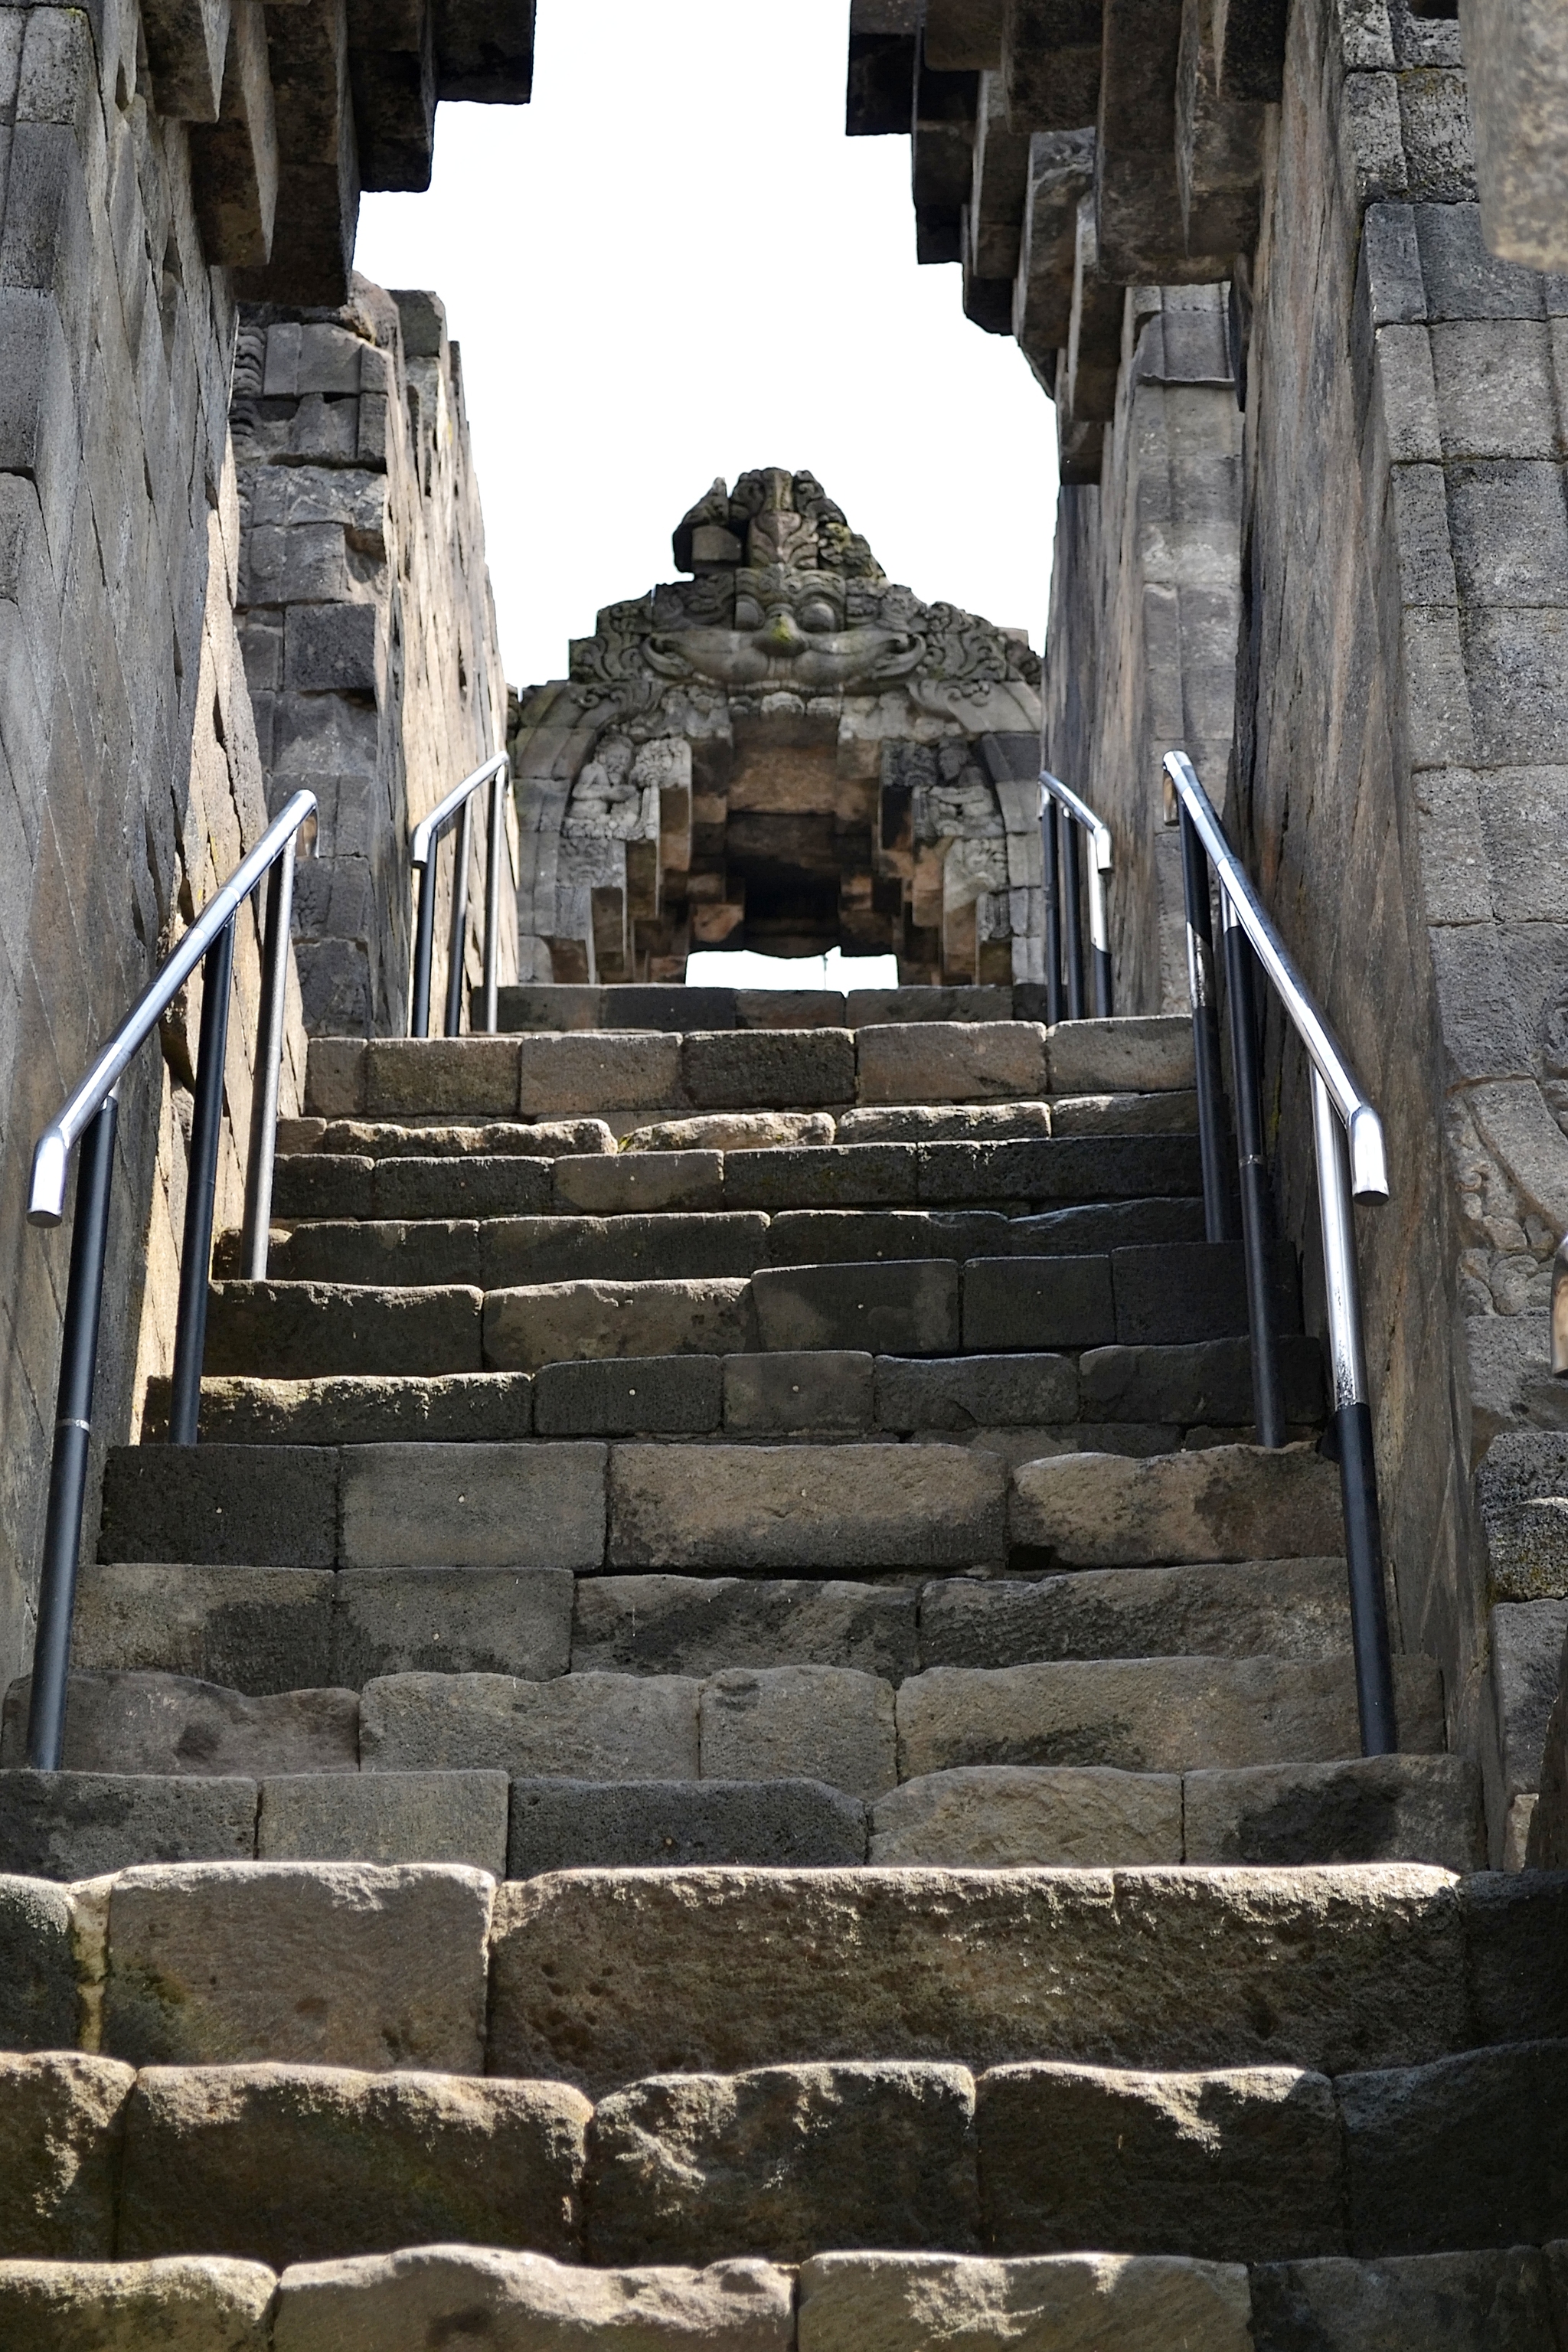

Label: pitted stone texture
[534,1357,723,1437]
[333,1568,575,1685]
[99,1447,338,1568]
[339,1443,606,1569]
[0,2258,276,2350]
[0,1878,85,2054]
[857,1022,1048,1104]
[1249,2247,1564,2350]
[1184,1756,1485,1870]
[488,1865,1468,2092]
[574,1578,916,1681]
[361,1672,701,1780]
[700,1668,897,1799]
[553,1152,724,1216]
[589,2063,978,2265]
[318,1119,615,1158]
[103,1863,492,2072]
[272,2246,795,2350]
[625,1112,835,1152]
[980,2062,1343,2261]
[894,1657,1437,1777]
[2,1673,357,1779]
[508,1779,867,1875]
[1339,2039,1568,2256]
[795,2251,1253,2350]
[1044,1017,1195,1094]
[837,1102,1054,1143]
[257,1772,510,1874]
[1050,1091,1200,1135]
[680,1030,856,1111]
[0,1772,258,1881]
[204,1282,484,1379]
[916,1560,1351,1668]
[118,2063,589,2268]
[753,1261,959,1355]
[181,1375,535,1449]
[609,1444,1006,1570]
[723,1351,874,1433]
[363,1038,521,1118]
[1080,1336,1325,1428]
[485,1281,757,1373]
[70,1565,333,1694]
[517,1033,681,1117]
[0,2053,135,2257]
[871,1768,1183,1866]
[1490,1598,1568,1798]
[1011,1444,1344,1565]
[877,1354,1079,1432]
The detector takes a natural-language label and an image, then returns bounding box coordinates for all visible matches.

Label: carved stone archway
[511,469,1045,986]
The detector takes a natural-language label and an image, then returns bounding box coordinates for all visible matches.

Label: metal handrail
[409,752,508,1037]
[1040,771,1113,1021]
[23,787,317,1772]
[1164,749,1396,1756]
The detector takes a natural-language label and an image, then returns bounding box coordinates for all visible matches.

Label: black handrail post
[1062,816,1086,1021]
[1042,799,1064,1027]
[25,1094,119,1770]
[168,916,236,1446]
[410,853,439,1038]
[1179,804,1233,1242]
[443,796,473,1037]
[1221,897,1285,1444]
[482,761,505,1034]
[1311,1068,1397,1754]
[241,845,296,1280]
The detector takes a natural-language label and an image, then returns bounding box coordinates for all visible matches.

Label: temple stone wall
[232,280,514,1037]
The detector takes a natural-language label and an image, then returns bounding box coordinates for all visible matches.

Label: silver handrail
[23,786,317,1772]
[1040,769,1113,1021]
[1163,749,1395,1756]
[409,751,509,1037]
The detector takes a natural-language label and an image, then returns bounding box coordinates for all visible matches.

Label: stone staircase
[0,995,1560,2347]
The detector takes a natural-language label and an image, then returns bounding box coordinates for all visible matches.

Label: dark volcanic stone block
[534,1355,723,1436]
[0,1771,258,1880]
[1080,1334,1325,1425]
[765,1210,1013,1264]
[724,1144,917,1210]
[0,1876,89,2052]
[754,1260,960,1355]
[272,1156,374,1219]
[506,1776,867,1873]
[1183,1756,1485,1871]
[72,1563,335,1696]
[332,1567,574,1684]
[876,1354,1079,1432]
[482,1213,767,1285]
[1250,2247,1563,2352]
[1009,1198,1208,1253]
[495,984,604,1031]
[681,1029,857,1110]
[1462,1872,1568,2047]
[98,1446,339,1567]
[204,1282,484,1377]
[723,1351,875,1432]
[608,985,736,1029]
[1112,1240,1300,1346]
[373,1156,554,1219]
[573,1576,918,1680]
[918,1135,1203,1205]
[916,1560,1350,1671]
[1341,2041,1568,2255]
[962,1256,1115,1351]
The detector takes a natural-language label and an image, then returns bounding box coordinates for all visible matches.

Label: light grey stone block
[257,1771,510,1874]
[700,1666,897,1799]
[795,2252,1255,2350]
[1010,1443,1344,1566]
[1045,1016,1194,1094]
[1490,1599,1568,1795]
[518,1032,681,1116]
[360,1671,701,1780]
[1,1672,358,1779]
[507,1778,867,1875]
[0,2050,136,2258]
[589,2062,978,2265]
[70,1565,334,1696]
[338,1442,606,1569]
[0,2256,277,2350]
[916,1560,1351,1669]
[857,1021,1047,1104]
[0,1772,258,1881]
[485,1279,756,1373]
[871,1766,1183,1866]
[552,1149,724,1214]
[835,1102,1053,1143]
[363,1038,521,1118]
[332,1566,574,1685]
[103,1863,494,2071]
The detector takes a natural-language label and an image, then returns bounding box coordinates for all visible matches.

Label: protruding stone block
[1011,1443,1344,1566]
[795,2251,1255,2350]
[0,1771,257,1880]
[608,1443,1006,1570]
[1,1672,358,1779]
[871,1766,1183,1866]
[0,2257,277,2350]
[485,1280,756,1373]
[0,2053,136,2257]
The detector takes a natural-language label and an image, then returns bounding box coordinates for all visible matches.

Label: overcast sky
[354,0,1060,697]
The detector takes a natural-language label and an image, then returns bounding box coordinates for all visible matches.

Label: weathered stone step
[0,2029,1554,2278]
[7,2241,1567,2350]
[95,1439,1334,1576]
[0,1753,1484,1882]
[0,1859,1556,2082]
[498,979,1025,1029]
[63,1555,1351,1701]
[305,1019,1194,1129]
[148,1331,1325,1446]
[2,1648,1444,1796]
[201,1238,1296,1377]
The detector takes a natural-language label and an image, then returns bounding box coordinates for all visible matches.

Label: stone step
[305,1019,1194,1129]
[94,1439,1334,1576]
[4,2241,1566,2350]
[2,1648,1445,1792]
[200,1240,1296,1378]
[64,1555,1351,1698]
[0,1857,1555,2082]
[0,1753,1485,1882]
[146,1331,1325,1446]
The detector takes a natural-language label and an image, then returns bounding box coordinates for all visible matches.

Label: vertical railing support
[1221,895,1285,1445]
[168,917,236,1446]
[1179,804,1233,1242]
[482,760,505,1035]
[242,845,296,1281]
[1087,850,1113,1019]
[1062,818,1086,1021]
[1042,799,1065,1027]
[25,1094,119,1770]
[443,794,474,1037]
[1312,1067,1397,1755]
[410,859,438,1039]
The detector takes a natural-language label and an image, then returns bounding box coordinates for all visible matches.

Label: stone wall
[232,280,514,1037]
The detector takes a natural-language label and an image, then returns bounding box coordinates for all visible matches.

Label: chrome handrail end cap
[1348,1105,1390,1204]
[28,1132,67,1227]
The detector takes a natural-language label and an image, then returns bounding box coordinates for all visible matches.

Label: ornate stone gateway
[510,469,1045,986]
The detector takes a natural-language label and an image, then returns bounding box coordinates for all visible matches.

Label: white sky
[354,0,1060,697]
